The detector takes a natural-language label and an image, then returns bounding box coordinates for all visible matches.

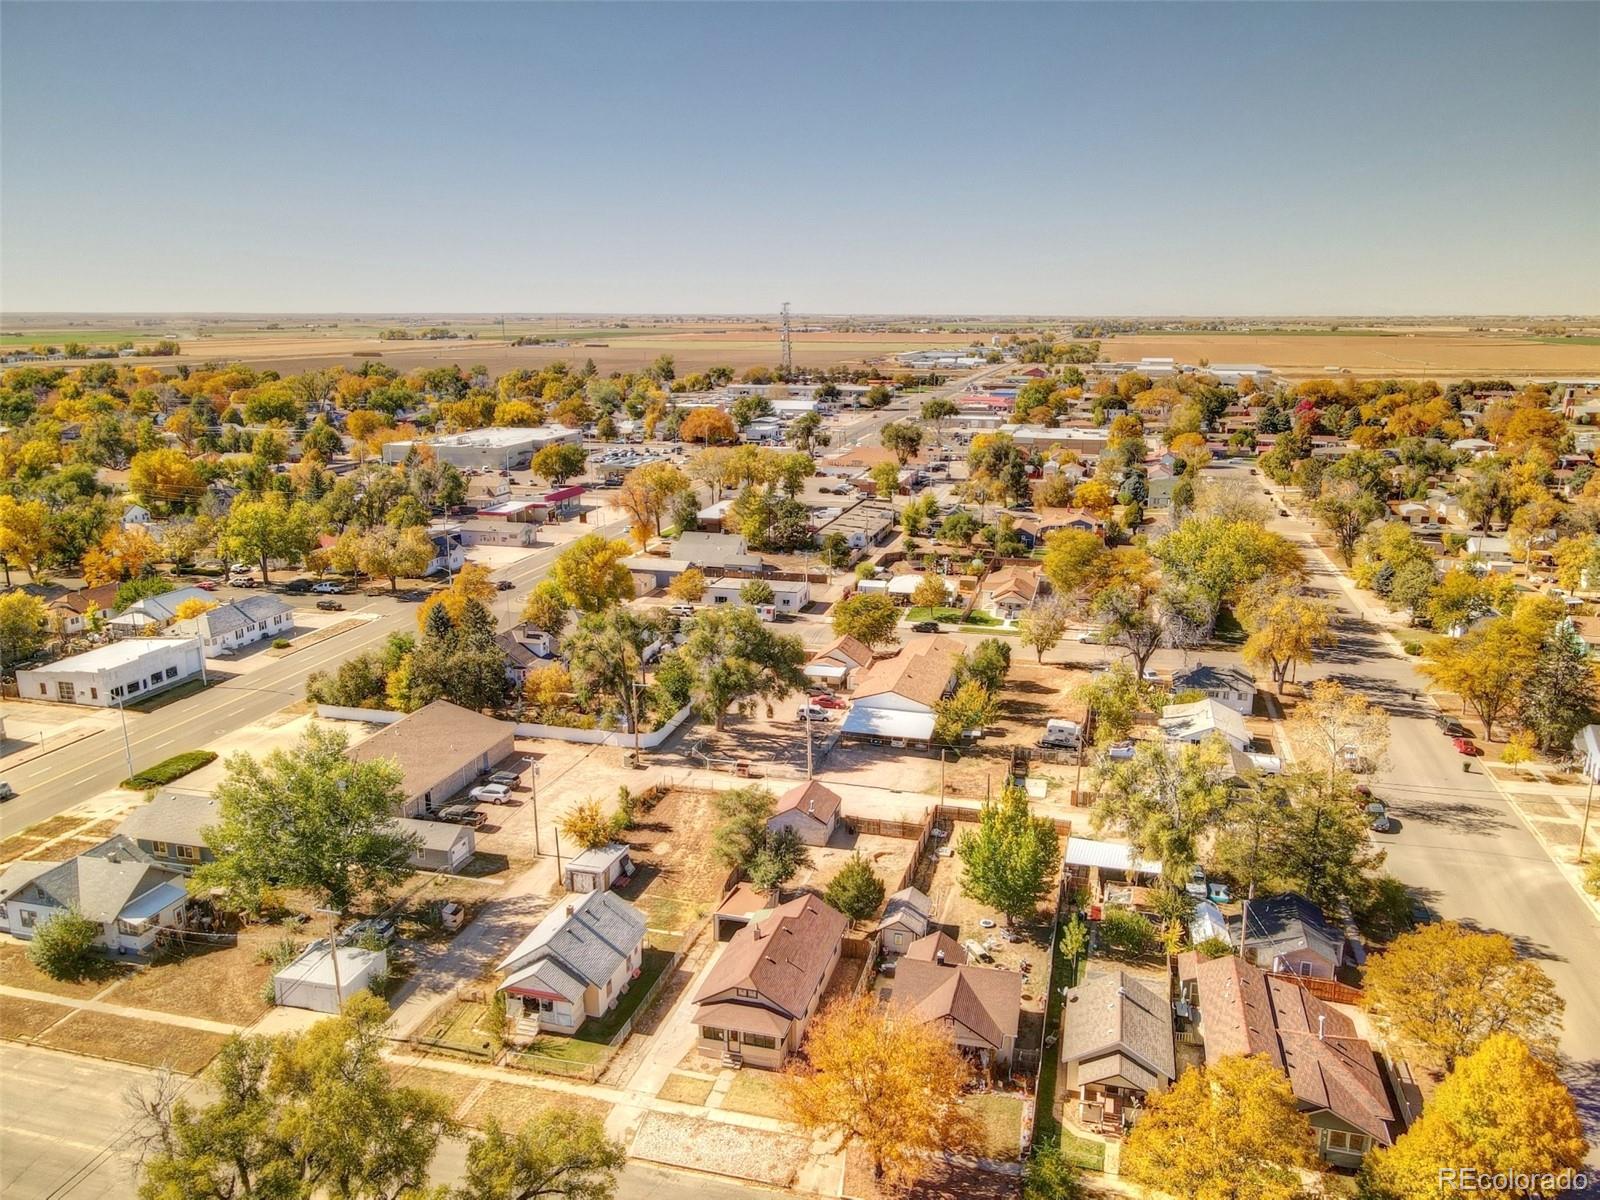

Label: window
[19,909,37,929]
[127,681,141,694]
[745,1034,777,1050]
[177,845,200,862]
[605,980,613,997]
[152,842,169,856]
[165,666,178,679]
[90,687,98,699]
[1323,1131,1370,1154]
[38,684,47,696]
[111,685,124,698]
[701,1026,726,1042]
[735,987,757,998]
[536,998,555,1013]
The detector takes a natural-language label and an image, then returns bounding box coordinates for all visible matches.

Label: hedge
[122,750,218,790]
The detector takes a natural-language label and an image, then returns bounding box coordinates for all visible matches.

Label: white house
[766,780,843,848]
[0,836,190,953]
[45,583,119,637]
[1171,664,1257,716]
[1159,698,1251,753]
[390,817,475,873]
[173,595,293,657]
[703,576,811,612]
[804,635,874,690]
[497,890,647,1039]
[839,634,963,748]
[16,637,204,707]
[1464,535,1511,563]
[120,503,153,527]
[979,565,1041,621]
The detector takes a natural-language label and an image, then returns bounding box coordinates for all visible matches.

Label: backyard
[612,787,735,938]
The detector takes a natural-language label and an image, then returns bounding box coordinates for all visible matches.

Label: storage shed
[272,943,387,1014]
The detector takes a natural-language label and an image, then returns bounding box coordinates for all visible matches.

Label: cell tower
[780,301,792,374]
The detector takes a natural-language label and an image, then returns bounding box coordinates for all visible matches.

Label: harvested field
[0,940,132,999]
[37,1009,228,1074]
[630,1109,809,1187]
[0,994,74,1040]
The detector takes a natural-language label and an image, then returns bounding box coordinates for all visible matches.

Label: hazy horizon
[4,2,1597,315]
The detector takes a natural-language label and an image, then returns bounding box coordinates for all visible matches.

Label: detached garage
[273,944,387,1014]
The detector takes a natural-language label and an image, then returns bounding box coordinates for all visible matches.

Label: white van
[1041,719,1081,749]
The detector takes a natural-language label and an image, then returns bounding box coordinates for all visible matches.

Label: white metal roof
[1064,836,1162,876]
[23,636,198,673]
[839,707,936,740]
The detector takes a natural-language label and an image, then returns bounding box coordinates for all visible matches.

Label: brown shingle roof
[772,780,842,828]
[903,931,966,964]
[693,894,847,1019]
[983,565,1040,602]
[811,635,873,670]
[851,634,963,709]
[1193,955,1393,1145]
[891,959,1022,1052]
[347,700,514,803]
[49,583,119,616]
[1059,969,1176,1090]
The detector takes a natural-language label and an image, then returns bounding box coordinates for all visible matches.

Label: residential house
[390,816,475,873]
[839,634,963,748]
[692,894,848,1069]
[497,890,648,1039]
[493,624,555,684]
[813,500,897,550]
[173,595,293,657]
[0,836,190,952]
[106,587,216,636]
[1170,664,1257,716]
[1063,836,1163,894]
[890,953,1023,1072]
[1159,697,1252,753]
[562,843,634,893]
[979,565,1040,621]
[875,886,933,954]
[803,635,873,690]
[347,699,516,817]
[882,572,957,607]
[16,637,204,708]
[1059,970,1177,1130]
[45,583,118,637]
[1464,535,1512,564]
[704,576,810,611]
[674,531,767,574]
[1231,892,1358,980]
[766,780,843,848]
[1180,953,1397,1167]
[116,789,218,872]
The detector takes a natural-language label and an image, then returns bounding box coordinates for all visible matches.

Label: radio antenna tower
[780,301,793,374]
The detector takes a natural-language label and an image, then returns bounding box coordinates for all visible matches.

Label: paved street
[0,1043,780,1200]
[0,516,629,834]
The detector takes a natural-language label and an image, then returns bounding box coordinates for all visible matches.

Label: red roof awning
[543,486,584,503]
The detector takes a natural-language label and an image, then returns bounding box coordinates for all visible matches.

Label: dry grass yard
[0,995,75,1041]
[0,941,131,999]
[37,1009,229,1074]
[101,940,273,1025]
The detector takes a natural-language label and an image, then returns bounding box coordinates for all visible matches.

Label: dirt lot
[100,938,274,1026]
[793,830,921,901]
[463,1080,610,1129]
[612,787,734,935]
[630,1109,810,1188]
[37,1009,229,1074]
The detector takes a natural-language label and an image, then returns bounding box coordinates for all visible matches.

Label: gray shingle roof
[497,890,646,993]
[1231,892,1346,969]
[3,837,185,924]
[187,595,291,638]
[876,887,932,936]
[389,817,471,853]
[1060,969,1176,1089]
[118,790,217,848]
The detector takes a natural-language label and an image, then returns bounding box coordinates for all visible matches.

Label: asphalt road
[0,1043,781,1200]
[1201,462,1600,1153]
[0,516,629,834]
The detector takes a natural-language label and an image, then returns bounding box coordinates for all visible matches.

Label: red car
[808,694,847,710]
[1453,736,1483,756]
[194,580,217,591]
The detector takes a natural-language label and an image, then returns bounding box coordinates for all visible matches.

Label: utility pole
[114,690,135,781]
[780,302,792,375]
[317,906,345,1009]
[804,705,813,780]
[1579,768,1596,863]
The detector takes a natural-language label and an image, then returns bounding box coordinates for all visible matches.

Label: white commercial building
[16,637,204,707]
[381,425,582,471]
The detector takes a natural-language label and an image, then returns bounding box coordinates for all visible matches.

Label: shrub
[272,638,291,649]
[121,750,217,790]
[560,798,619,850]
[28,910,103,981]
[1402,640,1422,656]
[1097,906,1156,958]
[1194,936,1235,959]
[1024,1138,1085,1200]
[258,936,302,1004]
[1586,857,1600,899]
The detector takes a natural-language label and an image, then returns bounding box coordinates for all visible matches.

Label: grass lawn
[962,1092,1024,1159]
[722,1069,791,1120]
[421,1001,498,1059]
[38,1010,228,1075]
[1055,1127,1107,1172]
[463,1081,610,1129]
[905,606,965,623]
[0,995,74,1041]
[104,942,272,1025]
[657,1072,715,1106]
[0,941,132,1000]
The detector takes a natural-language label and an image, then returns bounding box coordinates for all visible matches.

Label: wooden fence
[1267,972,1363,1005]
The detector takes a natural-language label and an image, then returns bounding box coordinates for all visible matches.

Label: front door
[727,1031,741,1052]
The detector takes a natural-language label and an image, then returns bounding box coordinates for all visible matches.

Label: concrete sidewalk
[0,983,246,1036]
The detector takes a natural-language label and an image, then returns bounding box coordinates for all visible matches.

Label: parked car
[668,604,695,617]
[228,574,257,588]
[808,694,846,710]
[316,599,344,612]
[911,620,941,633]
[1452,736,1483,757]
[282,579,312,593]
[496,580,515,591]
[436,805,486,827]
[1434,713,1470,738]
[194,580,217,592]
[1367,801,1393,833]
[340,917,396,946]
[469,783,512,804]
[311,581,343,594]
[229,562,252,575]
[483,770,520,787]
[1075,630,1098,643]
[796,705,834,722]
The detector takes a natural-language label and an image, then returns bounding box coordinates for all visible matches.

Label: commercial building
[347,699,516,817]
[16,637,204,707]
[380,425,582,471]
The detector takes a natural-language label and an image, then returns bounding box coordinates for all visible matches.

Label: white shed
[272,943,386,1014]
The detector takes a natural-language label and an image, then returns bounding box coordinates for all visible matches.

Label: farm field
[1097,329,1600,381]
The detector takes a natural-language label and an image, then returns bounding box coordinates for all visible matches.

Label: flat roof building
[381,425,582,470]
[16,637,204,708]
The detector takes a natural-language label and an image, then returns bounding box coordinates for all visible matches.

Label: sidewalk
[0,982,246,1035]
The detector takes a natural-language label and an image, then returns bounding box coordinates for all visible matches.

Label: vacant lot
[613,788,733,936]
[463,1080,610,1130]
[38,1009,228,1074]
[796,830,921,902]
[103,940,273,1025]
[722,1068,791,1119]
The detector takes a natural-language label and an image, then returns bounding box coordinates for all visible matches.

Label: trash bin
[1462,761,1471,773]
[736,760,751,778]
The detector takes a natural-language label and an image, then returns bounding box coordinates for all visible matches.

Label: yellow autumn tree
[172,598,219,621]
[783,993,980,1187]
[559,798,617,851]
[82,526,162,585]
[1361,922,1563,1071]
[1359,1033,1588,1200]
[1239,585,1337,693]
[1121,1054,1320,1200]
[415,563,496,631]
[666,567,707,602]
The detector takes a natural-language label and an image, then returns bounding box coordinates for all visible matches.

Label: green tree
[740,579,776,606]
[1517,626,1598,752]
[747,826,809,894]
[879,421,924,466]
[1316,478,1386,566]
[1073,662,1151,746]
[909,572,950,611]
[679,606,808,730]
[1017,598,1071,662]
[824,853,886,921]
[787,411,830,456]
[956,784,1059,924]
[564,608,656,753]
[1091,736,1234,884]
[831,591,900,650]
[1122,1054,1320,1200]
[920,396,958,433]
[217,494,314,584]
[27,909,102,981]
[1024,1140,1085,1200]
[934,679,1000,744]
[529,443,588,486]
[453,1112,626,1200]
[193,726,417,913]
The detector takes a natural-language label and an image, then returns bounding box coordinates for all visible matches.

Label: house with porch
[496,890,647,1040]
[1059,969,1176,1135]
[889,951,1023,1072]
[692,893,847,1069]
[0,836,190,953]
[46,583,119,637]
[979,565,1041,622]
[115,789,218,873]
[838,634,963,749]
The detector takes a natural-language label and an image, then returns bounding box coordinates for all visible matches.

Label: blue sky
[2,2,1596,315]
